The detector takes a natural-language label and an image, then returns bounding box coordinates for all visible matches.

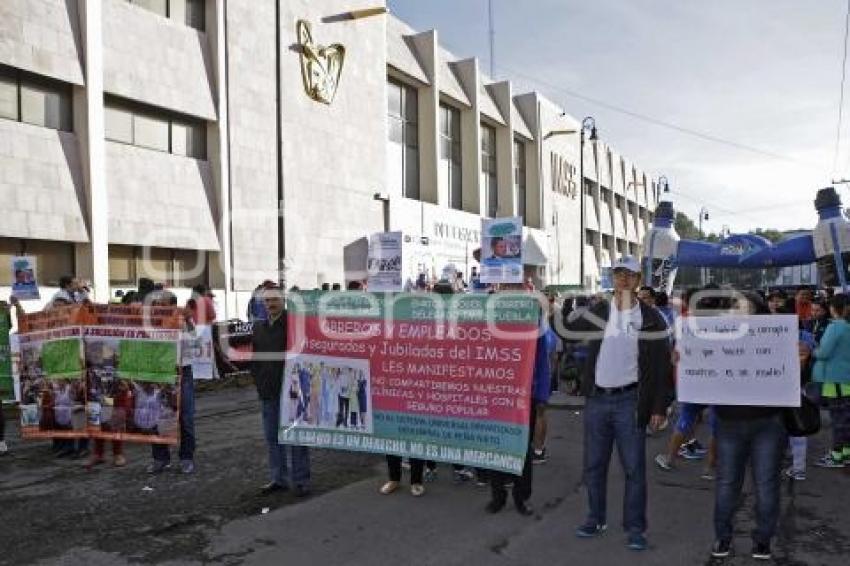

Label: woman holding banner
[710,291,784,562]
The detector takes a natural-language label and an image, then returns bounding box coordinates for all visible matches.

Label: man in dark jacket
[251,285,310,496]
[562,256,671,551]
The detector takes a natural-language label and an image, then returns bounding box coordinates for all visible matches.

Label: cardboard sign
[677,314,800,407]
[10,256,40,301]
[480,217,523,284]
[367,231,404,292]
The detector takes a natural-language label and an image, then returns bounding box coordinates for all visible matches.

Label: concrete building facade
[0,0,658,318]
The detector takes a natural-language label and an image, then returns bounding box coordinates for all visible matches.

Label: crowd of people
[2,258,849,562]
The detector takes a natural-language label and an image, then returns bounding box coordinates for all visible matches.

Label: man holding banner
[563,256,671,552]
[251,285,311,496]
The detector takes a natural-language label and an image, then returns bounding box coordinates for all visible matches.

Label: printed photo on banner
[11,255,40,300]
[367,231,404,292]
[282,354,373,433]
[1,305,14,402]
[480,217,523,284]
[676,314,800,406]
[18,327,87,439]
[83,327,181,444]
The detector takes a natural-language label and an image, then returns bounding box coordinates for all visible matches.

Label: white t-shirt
[594,303,642,388]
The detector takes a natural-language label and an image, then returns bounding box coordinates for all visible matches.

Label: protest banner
[280,291,541,474]
[677,314,800,406]
[367,231,405,292]
[10,255,40,300]
[18,327,86,439]
[480,217,523,284]
[85,326,181,444]
[1,307,13,401]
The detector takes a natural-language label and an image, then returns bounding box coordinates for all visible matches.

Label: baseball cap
[612,255,641,273]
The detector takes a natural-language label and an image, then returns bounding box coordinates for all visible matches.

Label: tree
[674,212,702,240]
[750,228,785,243]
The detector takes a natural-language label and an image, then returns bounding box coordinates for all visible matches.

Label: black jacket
[251,313,287,401]
[563,299,671,427]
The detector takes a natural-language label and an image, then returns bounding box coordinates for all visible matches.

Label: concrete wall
[225,0,279,290]
[279,0,388,289]
[0,0,84,85]
[0,119,88,241]
[105,141,219,250]
[102,0,216,119]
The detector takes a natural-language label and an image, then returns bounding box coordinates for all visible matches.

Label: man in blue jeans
[562,256,671,551]
[149,291,196,474]
[251,284,310,496]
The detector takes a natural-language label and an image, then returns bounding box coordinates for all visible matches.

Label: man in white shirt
[562,256,671,552]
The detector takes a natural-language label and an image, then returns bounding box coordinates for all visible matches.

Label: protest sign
[480,217,523,284]
[1,308,13,401]
[85,326,181,444]
[184,325,215,380]
[367,231,404,292]
[280,291,540,474]
[18,327,86,439]
[10,256,40,300]
[677,314,800,406]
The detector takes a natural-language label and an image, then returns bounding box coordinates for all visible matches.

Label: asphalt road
[2,388,849,565]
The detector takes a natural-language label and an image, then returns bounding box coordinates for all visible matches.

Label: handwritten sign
[677,315,800,407]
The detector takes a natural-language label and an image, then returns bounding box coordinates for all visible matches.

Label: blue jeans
[583,388,647,533]
[152,366,196,463]
[714,414,784,545]
[261,398,310,488]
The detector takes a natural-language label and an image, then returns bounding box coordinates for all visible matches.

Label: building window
[127,0,205,31]
[105,96,207,159]
[0,65,72,132]
[481,123,497,217]
[439,104,462,210]
[387,79,420,200]
[601,234,612,249]
[514,138,526,223]
[0,238,74,287]
[109,245,209,287]
[584,229,596,246]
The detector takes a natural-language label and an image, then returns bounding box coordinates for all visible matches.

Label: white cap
[612,255,641,273]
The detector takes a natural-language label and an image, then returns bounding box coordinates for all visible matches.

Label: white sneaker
[0,440,8,455]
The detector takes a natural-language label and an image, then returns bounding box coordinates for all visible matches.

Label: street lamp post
[579,116,597,289]
[698,206,709,285]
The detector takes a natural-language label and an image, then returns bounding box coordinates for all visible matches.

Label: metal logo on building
[297,20,346,105]
[550,152,577,199]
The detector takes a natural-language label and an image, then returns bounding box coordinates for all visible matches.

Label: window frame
[387,78,420,201]
[439,103,462,211]
[0,64,73,132]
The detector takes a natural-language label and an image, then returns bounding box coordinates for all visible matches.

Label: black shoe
[294,485,311,498]
[752,541,771,561]
[711,539,731,558]
[515,501,534,516]
[260,482,285,495]
[485,498,506,514]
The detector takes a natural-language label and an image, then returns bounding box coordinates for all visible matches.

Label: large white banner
[480,217,523,284]
[677,314,800,407]
[367,231,404,292]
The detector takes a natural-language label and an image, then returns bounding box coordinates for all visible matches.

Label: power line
[495,61,821,169]
[834,0,850,174]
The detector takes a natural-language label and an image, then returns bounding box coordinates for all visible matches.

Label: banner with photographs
[1,307,13,401]
[17,304,182,444]
[85,326,181,444]
[280,291,540,474]
[19,327,86,439]
[480,217,523,284]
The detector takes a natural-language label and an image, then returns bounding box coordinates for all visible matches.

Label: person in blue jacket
[812,293,850,468]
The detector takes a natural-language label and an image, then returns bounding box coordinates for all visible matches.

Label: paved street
[2,387,849,566]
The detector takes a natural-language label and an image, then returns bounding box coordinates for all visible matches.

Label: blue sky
[388,0,850,234]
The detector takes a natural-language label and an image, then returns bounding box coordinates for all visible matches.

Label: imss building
[0,0,659,316]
